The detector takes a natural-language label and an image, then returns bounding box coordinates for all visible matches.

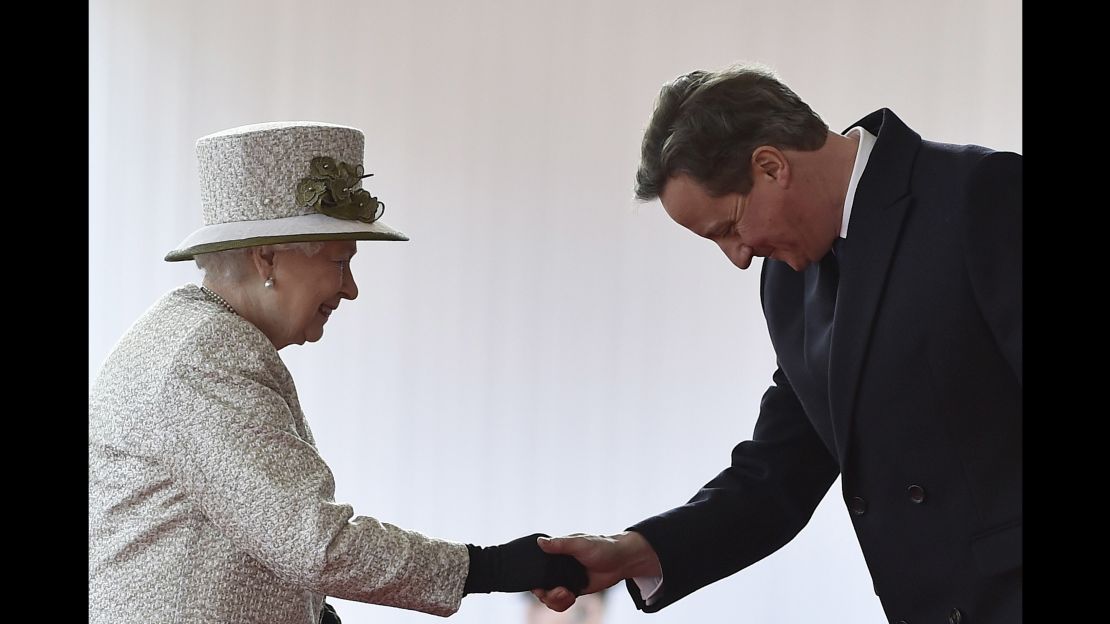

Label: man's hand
[531,531,661,612]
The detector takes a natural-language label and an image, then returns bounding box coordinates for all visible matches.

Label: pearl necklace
[200,286,238,316]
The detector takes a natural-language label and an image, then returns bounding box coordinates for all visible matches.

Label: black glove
[463,533,588,595]
[319,601,341,624]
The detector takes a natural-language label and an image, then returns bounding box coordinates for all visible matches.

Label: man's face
[659,171,824,272]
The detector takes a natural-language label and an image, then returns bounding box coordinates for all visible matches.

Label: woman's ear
[250,246,277,282]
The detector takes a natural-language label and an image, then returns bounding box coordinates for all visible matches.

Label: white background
[89,1,1021,622]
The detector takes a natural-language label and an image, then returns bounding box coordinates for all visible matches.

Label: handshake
[463,531,661,613]
[463,533,588,596]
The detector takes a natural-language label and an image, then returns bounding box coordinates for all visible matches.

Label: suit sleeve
[624,364,840,612]
[961,151,1023,385]
[160,347,469,617]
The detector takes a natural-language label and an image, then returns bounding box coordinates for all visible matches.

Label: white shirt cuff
[632,575,663,606]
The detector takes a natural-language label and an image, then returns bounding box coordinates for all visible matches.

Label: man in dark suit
[532,64,1021,624]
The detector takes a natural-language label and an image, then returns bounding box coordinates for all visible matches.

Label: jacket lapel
[828,109,921,465]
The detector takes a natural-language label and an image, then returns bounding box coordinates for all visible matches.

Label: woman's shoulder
[172,287,285,372]
[110,284,286,382]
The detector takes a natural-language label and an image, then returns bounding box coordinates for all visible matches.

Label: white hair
[194,241,325,282]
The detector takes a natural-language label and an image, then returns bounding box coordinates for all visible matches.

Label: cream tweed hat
[165,121,407,262]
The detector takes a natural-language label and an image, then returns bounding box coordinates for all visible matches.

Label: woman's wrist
[463,543,493,595]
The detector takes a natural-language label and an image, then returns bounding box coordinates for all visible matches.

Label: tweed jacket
[90,284,469,623]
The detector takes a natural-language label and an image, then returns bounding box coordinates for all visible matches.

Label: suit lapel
[828,195,910,464]
[827,109,921,465]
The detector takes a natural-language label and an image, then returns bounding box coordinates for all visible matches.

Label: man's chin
[778,256,809,271]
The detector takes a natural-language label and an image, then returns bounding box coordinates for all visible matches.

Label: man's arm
[535,366,840,613]
[961,151,1022,385]
[623,366,841,611]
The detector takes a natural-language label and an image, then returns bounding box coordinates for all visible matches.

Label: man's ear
[750,146,790,187]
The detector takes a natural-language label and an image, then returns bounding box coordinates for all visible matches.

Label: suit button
[895,620,908,624]
[947,608,963,624]
[848,496,868,515]
[907,485,926,504]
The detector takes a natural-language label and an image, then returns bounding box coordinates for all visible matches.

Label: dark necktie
[805,240,842,395]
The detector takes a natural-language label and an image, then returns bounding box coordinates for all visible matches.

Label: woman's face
[267,240,359,348]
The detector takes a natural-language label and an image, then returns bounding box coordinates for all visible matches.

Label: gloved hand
[463,533,588,595]
[319,601,341,624]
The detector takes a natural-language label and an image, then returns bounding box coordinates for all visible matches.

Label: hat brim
[164,213,408,261]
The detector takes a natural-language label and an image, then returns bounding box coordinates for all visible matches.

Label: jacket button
[947,608,963,624]
[848,496,868,515]
[907,485,926,504]
[895,620,908,624]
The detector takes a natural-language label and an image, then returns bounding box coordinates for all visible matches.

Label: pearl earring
[264,277,274,288]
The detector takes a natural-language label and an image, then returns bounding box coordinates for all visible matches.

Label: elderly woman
[89,122,585,624]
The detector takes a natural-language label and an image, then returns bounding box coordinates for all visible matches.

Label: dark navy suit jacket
[627,109,1022,623]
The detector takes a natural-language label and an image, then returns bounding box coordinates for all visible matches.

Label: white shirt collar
[840,126,877,239]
